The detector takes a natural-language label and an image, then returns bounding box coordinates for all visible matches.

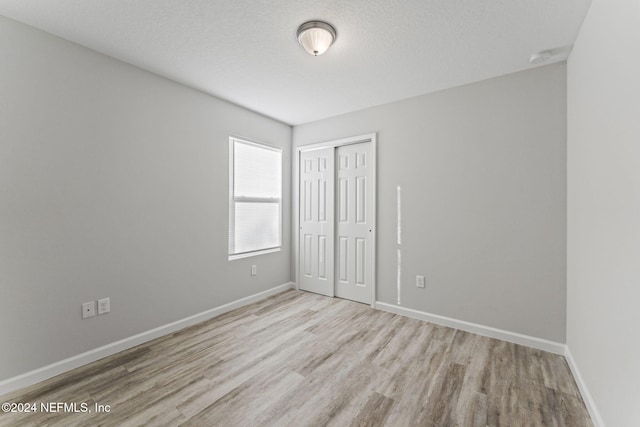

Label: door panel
[335,143,373,304]
[299,148,334,297]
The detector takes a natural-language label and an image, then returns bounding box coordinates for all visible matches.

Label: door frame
[293,133,377,308]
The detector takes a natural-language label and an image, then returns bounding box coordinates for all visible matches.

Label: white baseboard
[564,346,605,427]
[375,301,566,355]
[0,282,294,397]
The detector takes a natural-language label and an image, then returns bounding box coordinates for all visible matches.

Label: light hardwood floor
[0,290,592,427]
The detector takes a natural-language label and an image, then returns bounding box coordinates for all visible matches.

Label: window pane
[233,202,280,254]
[234,141,281,199]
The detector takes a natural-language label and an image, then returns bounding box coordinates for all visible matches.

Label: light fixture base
[296,20,337,56]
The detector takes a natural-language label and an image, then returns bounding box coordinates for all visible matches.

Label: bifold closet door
[298,148,335,297]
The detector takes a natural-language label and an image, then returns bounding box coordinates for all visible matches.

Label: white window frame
[228,136,282,260]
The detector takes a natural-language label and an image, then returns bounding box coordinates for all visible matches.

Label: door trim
[293,133,377,307]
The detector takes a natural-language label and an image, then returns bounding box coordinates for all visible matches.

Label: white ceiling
[0,0,591,125]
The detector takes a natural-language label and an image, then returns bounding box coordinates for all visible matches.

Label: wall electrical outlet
[416,275,425,288]
[98,297,111,315]
[251,265,257,276]
[82,301,96,319]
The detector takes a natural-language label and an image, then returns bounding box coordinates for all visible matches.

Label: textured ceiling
[0,0,591,125]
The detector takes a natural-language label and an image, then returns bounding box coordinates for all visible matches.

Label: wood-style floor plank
[0,290,593,427]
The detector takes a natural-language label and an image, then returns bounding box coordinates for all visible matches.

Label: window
[228,137,282,259]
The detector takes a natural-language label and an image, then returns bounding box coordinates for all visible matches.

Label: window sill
[228,247,281,261]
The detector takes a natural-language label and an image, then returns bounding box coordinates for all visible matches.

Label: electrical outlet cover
[416,275,425,288]
[98,297,110,315]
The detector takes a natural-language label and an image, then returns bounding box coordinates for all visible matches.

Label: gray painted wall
[294,63,567,342]
[567,0,640,425]
[0,16,291,381]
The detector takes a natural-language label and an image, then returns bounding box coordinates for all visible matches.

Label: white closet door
[298,148,335,297]
[335,143,373,304]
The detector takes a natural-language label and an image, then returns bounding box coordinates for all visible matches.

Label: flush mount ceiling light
[296,21,337,56]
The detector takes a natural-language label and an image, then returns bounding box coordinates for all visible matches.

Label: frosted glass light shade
[297,21,336,56]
